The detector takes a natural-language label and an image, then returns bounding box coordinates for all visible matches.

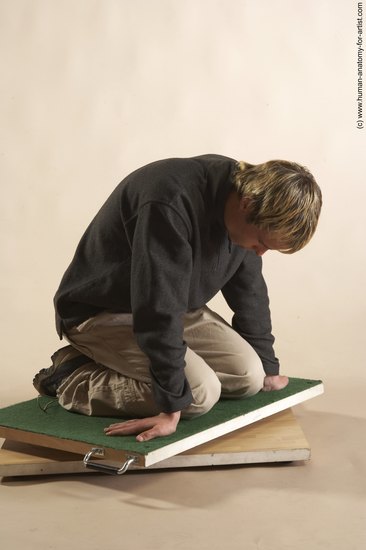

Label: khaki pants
[58,306,265,418]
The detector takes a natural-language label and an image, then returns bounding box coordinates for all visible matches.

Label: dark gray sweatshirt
[54,155,279,412]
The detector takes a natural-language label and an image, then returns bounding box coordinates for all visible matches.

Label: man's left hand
[262,374,289,391]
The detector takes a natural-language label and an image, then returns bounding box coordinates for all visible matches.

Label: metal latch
[83,447,137,475]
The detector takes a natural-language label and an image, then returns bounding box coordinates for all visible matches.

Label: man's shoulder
[125,154,235,181]
[116,154,237,218]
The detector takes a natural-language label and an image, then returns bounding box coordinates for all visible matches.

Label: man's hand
[262,374,289,392]
[104,410,181,442]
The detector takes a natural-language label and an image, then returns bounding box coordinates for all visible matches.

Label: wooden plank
[0,426,144,467]
[0,379,323,468]
[159,409,310,468]
[0,410,310,477]
[0,440,95,477]
[137,381,322,466]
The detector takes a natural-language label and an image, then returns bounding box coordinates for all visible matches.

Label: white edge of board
[142,383,324,467]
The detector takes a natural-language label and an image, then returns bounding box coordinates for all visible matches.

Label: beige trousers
[58,306,265,418]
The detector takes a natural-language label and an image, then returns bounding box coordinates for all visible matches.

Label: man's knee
[241,367,265,397]
[220,358,265,399]
[182,373,221,418]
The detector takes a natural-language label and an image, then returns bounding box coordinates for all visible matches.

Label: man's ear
[239,197,251,212]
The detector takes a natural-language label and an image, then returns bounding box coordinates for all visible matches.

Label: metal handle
[83,448,137,475]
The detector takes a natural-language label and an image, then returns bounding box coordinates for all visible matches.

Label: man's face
[224,194,286,256]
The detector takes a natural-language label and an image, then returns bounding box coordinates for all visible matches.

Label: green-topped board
[0,378,323,468]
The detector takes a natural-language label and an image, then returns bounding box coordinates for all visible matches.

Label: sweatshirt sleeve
[129,201,193,413]
[221,251,280,376]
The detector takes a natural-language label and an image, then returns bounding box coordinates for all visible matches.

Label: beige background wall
[1,3,366,549]
[1,0,364,412]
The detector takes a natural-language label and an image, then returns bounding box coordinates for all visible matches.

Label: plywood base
[0,409,310,477]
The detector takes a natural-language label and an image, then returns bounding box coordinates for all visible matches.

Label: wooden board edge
[144,383,323,466]
[144,448,311,469]
[0,426,146,468]
[0,409,311,476]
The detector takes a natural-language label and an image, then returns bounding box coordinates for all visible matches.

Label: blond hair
[233,160,322,253]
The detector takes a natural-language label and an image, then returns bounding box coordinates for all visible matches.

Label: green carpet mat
[0,378,322,455]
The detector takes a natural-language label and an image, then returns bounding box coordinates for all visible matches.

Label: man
[33,154,322,442]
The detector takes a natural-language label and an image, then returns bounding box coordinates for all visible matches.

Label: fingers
[263,375,289,391]
[277,375,289,390]
[104,418,151,436]
[104,424,162,442]
[103,412,180,442]
[136,422,176,442]
[103,418,167,441]
[136,429,159,442]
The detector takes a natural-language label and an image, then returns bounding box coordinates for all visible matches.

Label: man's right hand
[262,374,289,391]
[104,410,181,442]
